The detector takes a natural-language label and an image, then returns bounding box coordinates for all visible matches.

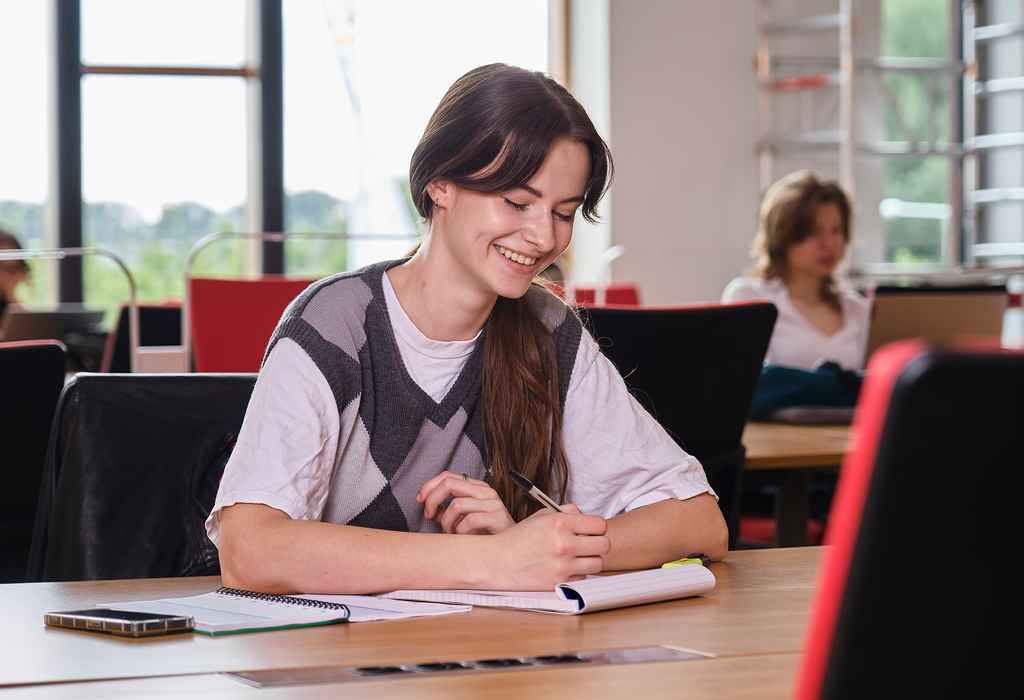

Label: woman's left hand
[417,470,516,535]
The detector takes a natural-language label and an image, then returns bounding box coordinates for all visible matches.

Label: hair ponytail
[482,294,568,520]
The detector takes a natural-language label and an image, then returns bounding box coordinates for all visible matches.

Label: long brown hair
[750,170,851,310]
[409,64,613,520]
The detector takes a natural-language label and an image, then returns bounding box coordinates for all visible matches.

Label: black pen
[510,470,564,513]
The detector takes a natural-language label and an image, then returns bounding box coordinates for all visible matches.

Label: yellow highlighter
[661,553,709,569]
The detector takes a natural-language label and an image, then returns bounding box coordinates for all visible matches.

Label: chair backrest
[188,276,316,372]
[0,340,67,582]
[27,373,257,582]
[100,302,182,372]
[581,302,777,547]
[866,283,1006,358]
[795,342,1023,699]
[574,281,642,306]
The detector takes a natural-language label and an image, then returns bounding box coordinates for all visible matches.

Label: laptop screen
[866,285,1006,358]
[0,305,105,342]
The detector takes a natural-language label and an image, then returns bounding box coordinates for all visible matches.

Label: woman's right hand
[485,507,610,590]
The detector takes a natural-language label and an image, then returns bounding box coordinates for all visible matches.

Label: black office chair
[581,302,777,549]
[100,303,183,372]
[26,373,257,582]
[0,340,67,582]
[795,342,1023,699]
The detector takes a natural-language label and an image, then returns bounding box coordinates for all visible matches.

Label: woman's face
[785,202,847,280]
[431,138,590,300]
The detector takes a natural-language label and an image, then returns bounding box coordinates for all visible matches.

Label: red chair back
[573,281,641,306]
[795,341,1024,699]
[188,277,317,372]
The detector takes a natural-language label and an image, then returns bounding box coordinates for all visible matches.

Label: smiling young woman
[209,63,727,596]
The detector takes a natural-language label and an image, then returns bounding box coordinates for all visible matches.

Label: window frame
[52,0,284,304]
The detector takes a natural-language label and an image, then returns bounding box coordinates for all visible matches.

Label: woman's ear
[426,180,454,211]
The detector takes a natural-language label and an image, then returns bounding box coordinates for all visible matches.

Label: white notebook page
[382,565,716,615]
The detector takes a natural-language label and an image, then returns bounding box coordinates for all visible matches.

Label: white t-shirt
[721,276,871,371]
[382,271,480,402]
[207,273,715,545]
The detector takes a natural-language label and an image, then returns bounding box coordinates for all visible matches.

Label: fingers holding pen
[488,509,611,589]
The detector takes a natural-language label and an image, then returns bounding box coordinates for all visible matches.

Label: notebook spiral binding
[216,587,347,611]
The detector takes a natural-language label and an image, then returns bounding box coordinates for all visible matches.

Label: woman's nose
[524,214,555,253]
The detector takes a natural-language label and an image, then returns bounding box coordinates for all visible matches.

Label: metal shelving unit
[755,0,968,271]
[963,0,1024,265]
[755,1,856,198]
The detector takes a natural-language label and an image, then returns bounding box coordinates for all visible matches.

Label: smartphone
[44,608,194,637]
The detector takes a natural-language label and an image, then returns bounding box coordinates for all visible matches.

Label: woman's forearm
[602,495,728,571]
[218,502,612,594]
[218,504,493,594]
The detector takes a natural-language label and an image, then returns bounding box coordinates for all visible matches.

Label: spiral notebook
[103,587,470,636]
[103,587,351,636]
[381,564,716,615]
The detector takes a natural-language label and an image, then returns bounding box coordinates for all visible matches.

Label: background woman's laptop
[0,305,105,342]
[865,284,1006,358]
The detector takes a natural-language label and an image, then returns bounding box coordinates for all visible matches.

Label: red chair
[187,277,317,372]
[182,230,406,373]
[737,514,824,547]
[795,341,1023,699]
[573,281,641,306]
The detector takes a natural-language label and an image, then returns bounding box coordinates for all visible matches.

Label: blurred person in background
[0,229,30,320]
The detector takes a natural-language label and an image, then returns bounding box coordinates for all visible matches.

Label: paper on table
[104,590,470,633]
[294,594,471,622]
[381,565,716,615]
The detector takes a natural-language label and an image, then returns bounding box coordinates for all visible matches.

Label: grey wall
[607,0,760,303]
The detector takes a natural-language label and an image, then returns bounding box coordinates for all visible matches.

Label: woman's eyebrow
[518,184,584,205]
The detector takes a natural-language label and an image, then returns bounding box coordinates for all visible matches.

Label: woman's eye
[503,198,528,211]
[555,210,575,223]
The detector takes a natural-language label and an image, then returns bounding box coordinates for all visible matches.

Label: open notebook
[381,565,716,615]
[105,587,470,636]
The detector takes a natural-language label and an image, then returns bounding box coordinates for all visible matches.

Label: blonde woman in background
[722,170,871,371]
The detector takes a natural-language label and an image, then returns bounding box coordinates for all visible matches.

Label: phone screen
[57,608,187,621]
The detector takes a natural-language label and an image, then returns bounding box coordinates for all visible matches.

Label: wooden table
[0,547,823,699]
[743,422,852,547]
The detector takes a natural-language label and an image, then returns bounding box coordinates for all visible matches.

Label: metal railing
[0,246,141,372]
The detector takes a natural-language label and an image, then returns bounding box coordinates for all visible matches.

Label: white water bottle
[1002,275,1024,349]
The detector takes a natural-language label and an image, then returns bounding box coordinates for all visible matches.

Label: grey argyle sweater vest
[264,259,583,533]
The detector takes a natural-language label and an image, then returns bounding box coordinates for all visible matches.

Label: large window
[10,1,550,315]
[82,76,249,305]
[80,0,250,313]
[0,3,51,306]
[281,0,549,274]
